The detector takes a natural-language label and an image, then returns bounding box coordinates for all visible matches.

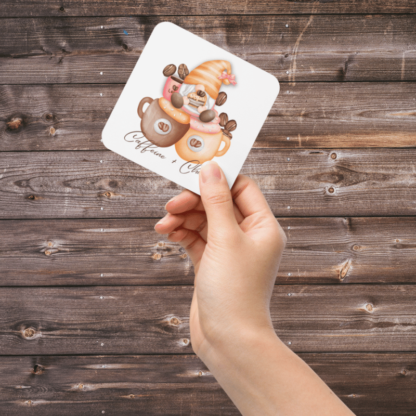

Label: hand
[155,162,354,416]
[155,161,287,357]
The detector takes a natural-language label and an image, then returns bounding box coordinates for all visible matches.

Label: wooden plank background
[1,217,415,286]
[1,285,415,354]
[0,1,415,414]
[0,16,415,84]
[0,354,414,415]
[1,149,416,218]
[1,1,416,16]
[2,83,416,150]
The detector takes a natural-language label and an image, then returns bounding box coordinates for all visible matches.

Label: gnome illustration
[170,60,236,123]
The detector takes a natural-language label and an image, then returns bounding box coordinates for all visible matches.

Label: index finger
[231,175,274,219]
[165,188,244,224]
[165,190,203,214]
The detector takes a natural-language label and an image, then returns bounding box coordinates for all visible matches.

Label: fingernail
[165,196,176,210]
[201,161,221,184]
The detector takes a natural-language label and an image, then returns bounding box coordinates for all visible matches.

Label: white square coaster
[102,22,279,195]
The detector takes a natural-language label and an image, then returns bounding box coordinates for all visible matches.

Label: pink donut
[189,117,221,134]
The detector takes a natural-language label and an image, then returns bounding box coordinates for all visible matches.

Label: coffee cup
[137,97,190,147]
[175,129,231,164]
[162,76,184,101]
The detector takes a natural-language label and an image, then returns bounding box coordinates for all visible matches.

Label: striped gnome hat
[183,60,236,100]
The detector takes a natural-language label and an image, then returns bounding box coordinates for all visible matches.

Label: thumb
[199,161,238,238]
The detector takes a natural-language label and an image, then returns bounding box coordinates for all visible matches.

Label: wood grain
[0,15,415,84]
[1,0,416,17]
[2,83,416,151]
[0,354,414,415]
[0,285,415,354]
[1,149,416,219]
[1,217,416,286]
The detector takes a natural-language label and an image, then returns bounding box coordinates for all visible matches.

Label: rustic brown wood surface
[0,354,414,415]
[1,217,416,286]
[0,16,415,84]
[2,83,416,151]
[2,0,416,17]
[1,149,416,219]
[1,1,415,414]
[1,286,415,354]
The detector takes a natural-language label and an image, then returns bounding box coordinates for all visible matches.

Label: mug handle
[138,97,153,118]
[215,134,231,157]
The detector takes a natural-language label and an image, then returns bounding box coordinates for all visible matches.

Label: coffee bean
[197,90,206,97]
[178,64,189,80]
[158,122,169,132]
[223,129,232,139]
[225,119,237,132]
[190,138,202,148]
[172,85,178,91]
[171,92,184,109]
[216,91,227,106]
[199,109,215,123]
[163,64,176,77]
[219,113,228,127]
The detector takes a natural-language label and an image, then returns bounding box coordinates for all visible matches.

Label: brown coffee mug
[175,128,231,164]
[137,97,190,147]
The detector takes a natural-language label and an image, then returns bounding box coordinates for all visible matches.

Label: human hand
[155,161,287,359]
[155,162,355,416]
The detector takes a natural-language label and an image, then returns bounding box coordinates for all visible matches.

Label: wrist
[196,324,281,370]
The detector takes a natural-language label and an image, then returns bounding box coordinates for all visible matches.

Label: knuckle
[277,223,288,246]
[268,222,287,249]
[205,190,232,206]
[195,219,207,233]
[183,236,199,251]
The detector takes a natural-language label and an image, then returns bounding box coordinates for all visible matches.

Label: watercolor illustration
[137,60,238,164]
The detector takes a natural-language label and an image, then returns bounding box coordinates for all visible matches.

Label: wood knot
[7,117,23,131]
[348,394,356,398]
[328,187,335,194]
[170,317,180,326]
[331,153,337,159]
[352,245,360,251]
[151,253,161,260]
[27,195,35,200]
[338,259,352,281]
[47,242,53,247]
[365,303,374,312]
[45,250,52,256]
[23,328,36,339]
[78,383,84,390]
[43,113,54,122]
[59,6,65,12]
[157,242,165,248]
[24,400,32,406]
[179,253,187,259]
[49,126,56,136]
[128,394,135,399]
[198,371,203,377]
[101,191,113,198]
[182,338,189,346]
[400,369,408,376]
[33,364,44,375]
